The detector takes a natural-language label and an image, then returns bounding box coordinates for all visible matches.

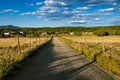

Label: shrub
[94,29,109,36]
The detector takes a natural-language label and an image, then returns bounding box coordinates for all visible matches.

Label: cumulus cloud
[44,0,74,7]
[44,1,66,6]
[21,0,120,26]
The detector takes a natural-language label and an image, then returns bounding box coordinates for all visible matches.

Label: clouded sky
[0,0,120,27]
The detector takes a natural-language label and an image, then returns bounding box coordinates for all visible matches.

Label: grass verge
[0,37,52,80]
[59,37,120,79]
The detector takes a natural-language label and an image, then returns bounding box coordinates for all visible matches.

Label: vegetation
[0,37,51,79]
[59,36,120,78]
[0,25,120,79]
[0,25,120,38]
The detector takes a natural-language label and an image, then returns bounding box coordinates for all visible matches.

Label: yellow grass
[63,36,120,43]
[60,36,120,78]
[0,37,51,79]
[0,37,49,47]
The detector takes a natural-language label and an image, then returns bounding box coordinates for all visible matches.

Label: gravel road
[7,37,119,80]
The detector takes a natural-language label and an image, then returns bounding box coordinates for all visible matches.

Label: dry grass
[63,36,120,43]
[0,37,48,47]
[60,36,120,78]
[0,37,51,79]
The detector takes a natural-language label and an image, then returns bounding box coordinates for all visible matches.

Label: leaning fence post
[102,38,105,52]
[17,33,21,54]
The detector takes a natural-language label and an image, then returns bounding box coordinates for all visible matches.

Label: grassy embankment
[0,37,51,79]
[59,35,120,78]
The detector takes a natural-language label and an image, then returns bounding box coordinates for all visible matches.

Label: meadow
[59,35,120,78]
[0,37,51,79]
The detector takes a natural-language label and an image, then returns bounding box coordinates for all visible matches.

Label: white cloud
[77,7,89,10]
[21,0,119,26]
[59,2,67,6]
[20,12,36,16]
[44,0,69,7]
[48,9,59,13]
[3,9,12,12]
[0,9,19,13]
[36,2,43,5]
[77,0,117,6]
[94,18,100,20]
[98,8,114,12]
[44,0,54,6]
[70,20,87,24]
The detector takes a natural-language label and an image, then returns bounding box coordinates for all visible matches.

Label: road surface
[7,37,119,80]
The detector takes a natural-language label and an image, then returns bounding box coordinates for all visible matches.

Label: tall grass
[0,37,51,79]
[59,36,120,78]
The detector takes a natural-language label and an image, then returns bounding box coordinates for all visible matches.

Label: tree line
[0,25,120,38]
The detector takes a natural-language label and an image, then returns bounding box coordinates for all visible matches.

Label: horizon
[1,24,120,28]
[0,0,120,27]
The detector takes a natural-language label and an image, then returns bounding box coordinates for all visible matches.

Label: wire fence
[0,35,51,78]
[60,36,120,77]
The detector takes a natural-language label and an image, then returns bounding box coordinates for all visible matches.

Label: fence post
[39,37,40,44]
[30,38,32,49]
[102,38,105,52]
[84,38,88,48]
[17,34,21,54]
[36,37,37,47]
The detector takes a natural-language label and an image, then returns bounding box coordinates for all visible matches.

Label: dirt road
[7,37,119,80]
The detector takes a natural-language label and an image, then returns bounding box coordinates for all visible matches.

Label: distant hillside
[0,25,20,29]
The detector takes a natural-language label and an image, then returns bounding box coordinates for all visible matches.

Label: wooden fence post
[30,38,32,49]
[17,34,21,54]
[102,38,105,52]
[36,37,37,47]
[84,38,88,48]
[39,37,40,44]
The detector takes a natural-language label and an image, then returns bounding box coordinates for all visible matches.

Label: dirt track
[7,37,119,80]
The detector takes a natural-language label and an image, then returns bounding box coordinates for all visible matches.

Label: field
[0,37,51,78]
[59,35,120,78]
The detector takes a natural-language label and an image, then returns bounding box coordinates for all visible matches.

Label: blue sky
[0,0,120,27]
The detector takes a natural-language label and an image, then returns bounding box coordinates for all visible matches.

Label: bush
[94,29,109,36]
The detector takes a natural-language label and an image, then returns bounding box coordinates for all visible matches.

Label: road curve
[7,37,119,80]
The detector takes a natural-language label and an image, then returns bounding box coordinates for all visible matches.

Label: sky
[0,0,120,27]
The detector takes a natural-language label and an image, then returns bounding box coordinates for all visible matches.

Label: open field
[59,36,120,78]
[63,36,120,43]
[0,37,51,79]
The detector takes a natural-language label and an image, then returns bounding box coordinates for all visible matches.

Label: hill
[0,25,20,29]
